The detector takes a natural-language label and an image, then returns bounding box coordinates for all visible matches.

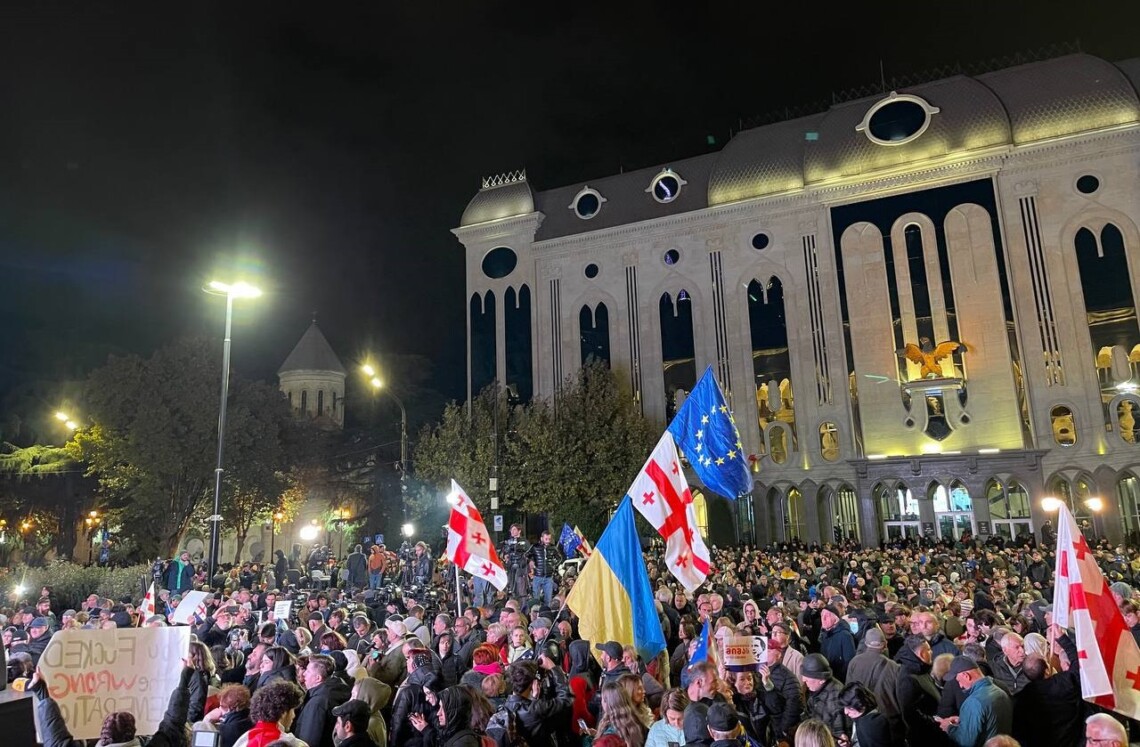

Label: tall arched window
[580,303,611,367]
[877,482,919,541]
[770,425,789,464]
[785,488,806,540]
[661,291,696,418]
[471,291,497,395]
[317,390,324,416]
[834,485,860,542]
[749,277,794,438]
[505,286,533,403]
[1074,223,1140,383]
[986,478,1033,540]
[300,390,308,414]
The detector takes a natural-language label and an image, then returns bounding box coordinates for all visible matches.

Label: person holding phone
[645,689,689,747]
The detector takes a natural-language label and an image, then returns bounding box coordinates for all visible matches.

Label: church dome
[278,322,345,375]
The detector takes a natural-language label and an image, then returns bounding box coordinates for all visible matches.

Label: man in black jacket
[759,640,802,743]
[527,531,562,606]
[502,658,574,747]
[293,653,351,747]
[1012,627,1083,747]
[389,649,442,747]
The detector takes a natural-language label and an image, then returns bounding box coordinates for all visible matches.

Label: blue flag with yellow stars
[667,366,751,500]
[558,523,581,558]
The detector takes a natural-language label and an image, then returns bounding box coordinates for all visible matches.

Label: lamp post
[203,280,261,585]
[362,364,409,523]
[271,511,284,559]
[1085,496,1105,541]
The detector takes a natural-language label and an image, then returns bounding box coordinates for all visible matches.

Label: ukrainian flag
[566,496,666,663]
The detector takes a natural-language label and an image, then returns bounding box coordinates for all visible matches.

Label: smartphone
[668,743,680,747]
[578,719,589,732]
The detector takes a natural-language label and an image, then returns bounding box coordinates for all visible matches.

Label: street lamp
[299,521,320,542]
[203,279,262,585]
[54,411,79,432]
[271,510,284,558]
[402,522,415,538]
[1085,496,1105,540]
[1041,496,1062,513]
[361,362,409,522]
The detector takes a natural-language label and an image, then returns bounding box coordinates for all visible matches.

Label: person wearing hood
[682,702,713,747]
[568,639,599,738]
[32,660,195,747]
[347,677,391,747]
[894,635,951,746]
[293,653,352,747]
[234,680,308,747]
[436,631,463,688]
[390,649,443,747]
[412,686,481,747]
[255,646,299,693]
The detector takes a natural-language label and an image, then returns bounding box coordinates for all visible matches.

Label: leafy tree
[414,362,657,540]
[0,443,97,562]
[68,337,293,559]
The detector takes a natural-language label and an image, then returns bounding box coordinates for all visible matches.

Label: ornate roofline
[481,170,527,190]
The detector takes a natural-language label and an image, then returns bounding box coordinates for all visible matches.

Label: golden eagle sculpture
[904,337,964,379]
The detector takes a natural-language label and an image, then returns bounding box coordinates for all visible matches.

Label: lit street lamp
[271,510,284,558]
[1085,496,1105,540]
[203,279,262,585]
[362,363,409,524]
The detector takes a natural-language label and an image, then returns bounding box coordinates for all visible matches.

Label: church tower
[278,321,346,429]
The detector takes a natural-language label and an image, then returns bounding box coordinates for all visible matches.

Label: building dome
[278,322,346,429]
[460,172,535,227]
[708,114,824,205]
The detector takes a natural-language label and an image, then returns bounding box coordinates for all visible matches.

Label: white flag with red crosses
[628,432,711,593]
[1052,503,1140,719]
[138,582,156,626]
[446,480,508,591]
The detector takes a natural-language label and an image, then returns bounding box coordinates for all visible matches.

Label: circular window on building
[1076,174,1101,195]
[856,92,940,146]
[751,232,771,250]
[647,169,687,203]
[481,247,517,279]
[569,186,606,220]
[584,263,599,279]
[663,249,681,266]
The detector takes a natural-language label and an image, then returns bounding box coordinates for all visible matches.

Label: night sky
[2,2,1139,422]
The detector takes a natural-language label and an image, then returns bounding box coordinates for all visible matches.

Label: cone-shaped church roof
[278,322,345,375]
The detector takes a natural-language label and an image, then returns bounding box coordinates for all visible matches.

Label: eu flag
[558,523,581,557]
[668,366,752,500]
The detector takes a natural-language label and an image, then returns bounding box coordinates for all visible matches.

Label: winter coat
[504,667,575,747]
[733,691,768,743]
[352,676,392,747]
[188,668,211,723]
[988,652,1029,695]
[292,675,352,747]
[947,677,1012,747]
[894,645,951,747]
[845,650,902,732]
[233,721,308,747]
[760,662,802,743]
[34,666,192,747]
[851,709,895,747]
[804,677,851,742]
[347,551,369,588]
[818,624,856,681]
[390,666,443,747]
[1011,633,1083,747]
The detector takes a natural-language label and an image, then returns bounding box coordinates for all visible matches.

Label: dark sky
[2,1,1139,415]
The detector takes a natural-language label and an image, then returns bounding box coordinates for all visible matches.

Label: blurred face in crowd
[820,609,839,631]
[302,661,325,689]
[557,621,572,639]
[510,526,521,539]
[510,628,527,647]
[665,706,684,728]
[917,612,939,639]
[1003,634,1026,667]
[803,675,827,693]
[698,601,712,620]
[769,626,789,649]
[735,672,754,695]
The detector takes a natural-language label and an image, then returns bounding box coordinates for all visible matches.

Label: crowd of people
[2,520,1139,747]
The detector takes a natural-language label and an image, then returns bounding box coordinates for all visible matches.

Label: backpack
[485,703,530,747]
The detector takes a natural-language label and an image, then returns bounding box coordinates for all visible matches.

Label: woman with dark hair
[458,682,495,733]
[30,660,196,747]
[412,686,481,747]
[645,688,688,747]
[731,670,769,743]
[256,646,297,690]
[319,630,347,653]
[838,682,896,747]
[436,631,463,688]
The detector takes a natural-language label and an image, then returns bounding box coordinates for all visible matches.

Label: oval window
[868,100,928,143]
[1076,175,1100,195]
[481,247,517,279]
[652,174,681,203]
[751,232,770,250]
[663,249,681,266]
[584,263,599,279]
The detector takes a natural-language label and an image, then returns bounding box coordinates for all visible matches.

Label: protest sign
[724,636,767,672]
[38,626,191,740]
[170,590,210,625]
[273,600,292,621]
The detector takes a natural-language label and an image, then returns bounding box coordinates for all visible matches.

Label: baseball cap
[948,655,980,678]
[706,701,739,732]
[332,699,371,722]
[29,617,49,629]
[595,641,623,660]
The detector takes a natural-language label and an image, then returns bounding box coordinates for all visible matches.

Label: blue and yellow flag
[668,366,751,500]
[566,497,666,663]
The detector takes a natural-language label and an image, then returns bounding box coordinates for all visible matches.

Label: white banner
[38,627,191,739]
[170,590,209,625]
[723,635,767,672]
[273,601,292,621]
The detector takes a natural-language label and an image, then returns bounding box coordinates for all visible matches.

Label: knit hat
[863,627,887,651]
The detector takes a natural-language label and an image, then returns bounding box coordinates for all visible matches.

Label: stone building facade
[454,53,1140,548]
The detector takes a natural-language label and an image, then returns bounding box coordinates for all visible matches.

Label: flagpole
[455,562,463,619]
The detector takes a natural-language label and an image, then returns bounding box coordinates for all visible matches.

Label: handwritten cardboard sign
[723,635,767,672]
[38,627,191,739]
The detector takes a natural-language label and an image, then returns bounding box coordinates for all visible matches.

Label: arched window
[660,291,696,418]
[786,488,806,540]
[749,277,794,436]
[1074,223,1140,382]
[300,390,308,414]
[1051,406,1076,446]
[317,390,324,416]
[834,485,860,542]
[580,303,611,367]
[876,482,919,540]
[986,479,1033,540]
[471,291,497,395]
[929,480,974,540]
[1118,398,1140,444]
[820,422,840,461]
[770,425,789,464]
[1118,473,1140,543]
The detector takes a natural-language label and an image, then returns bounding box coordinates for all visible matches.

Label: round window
[751,232,771,250]
[570,187,605,220]
[663,249,681,266]
[584,263,599,279]
[481,247,517,279]
[652,174,681,203]
[857,93,939,146]
[1076,174,1100,195]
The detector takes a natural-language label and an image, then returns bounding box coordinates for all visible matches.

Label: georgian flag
[138,582,156,626]
[446,480,507,590]
[628,432,711,592]
[1052,503,1140,719]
